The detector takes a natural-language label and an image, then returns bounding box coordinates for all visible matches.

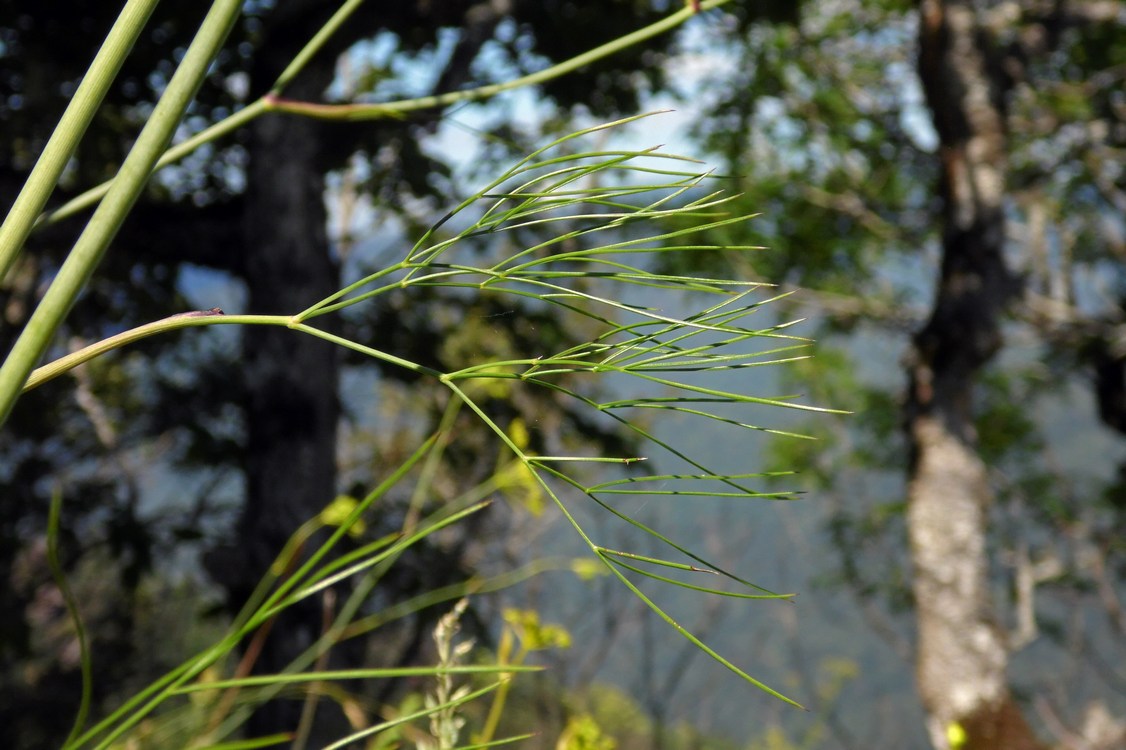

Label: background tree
[690,0,1125,747]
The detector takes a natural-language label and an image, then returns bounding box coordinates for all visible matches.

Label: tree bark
[907,2,1042,748]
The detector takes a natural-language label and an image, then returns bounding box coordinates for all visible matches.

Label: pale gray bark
[908,1,1042,748]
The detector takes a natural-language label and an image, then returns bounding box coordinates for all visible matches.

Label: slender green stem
[0,0,244,427]
[321,681,506,750]
[291,322,445,377]
[527,455,646,464]
[36,0,363,229]
[260,3,708,120]
[32,1,728,231]
[21,312,285,393]
[270,0,369,93]
[0,0,161,282]
[174,665,539,692]
[37,100,268,228]
[607,560,804,709]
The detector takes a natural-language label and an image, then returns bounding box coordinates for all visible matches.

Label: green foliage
[683,2,932,302]
[0,2,838,744]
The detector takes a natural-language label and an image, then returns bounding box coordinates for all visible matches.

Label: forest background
[1,1,1125,749]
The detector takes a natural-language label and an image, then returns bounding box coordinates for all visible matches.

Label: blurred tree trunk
[906,2,1041,748]
[241,79,341,738]
[205,13,342,739]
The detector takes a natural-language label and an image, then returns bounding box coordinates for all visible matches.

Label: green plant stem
[174,666,540,692]
[37,99,268,228]
[476,631,522,746]
[36,0,361,229]
[270,0,369,94]
[20,311,283,393]
[321,681,506,750]
[260,1,706,121]
[33,0,729,230]
[18,309,452,398]
[0,0,161,282]
[72,440,442,748]
[0,0,244,427]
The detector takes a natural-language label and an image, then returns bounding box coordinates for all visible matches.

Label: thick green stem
[0,0,244,426]
[0,0,161,282]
